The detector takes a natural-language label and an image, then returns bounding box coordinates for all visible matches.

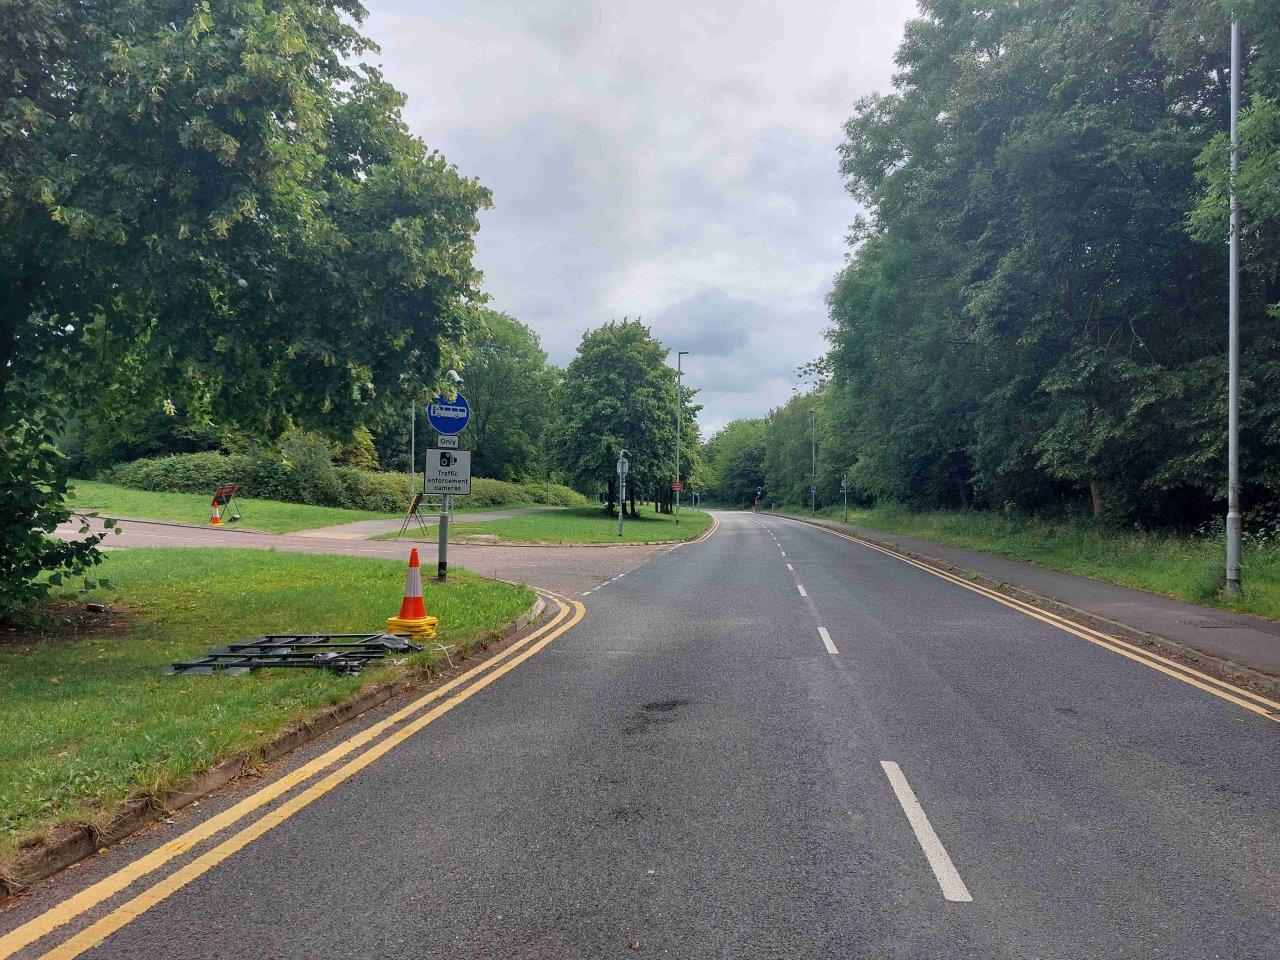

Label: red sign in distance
[672,480,684,492]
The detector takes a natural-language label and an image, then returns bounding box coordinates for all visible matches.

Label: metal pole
[843,476,848,524]
[410,404,416,496]
[616,450,629,538]
[675,351,688,524]
[810,410,816,516]
[437,493,450,581]
[1227,19,1242,594]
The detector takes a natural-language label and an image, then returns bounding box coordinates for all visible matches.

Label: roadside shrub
[518,481,588,507]
[334,467,413,512]
[99,452,586,513]
[101,451,253,493]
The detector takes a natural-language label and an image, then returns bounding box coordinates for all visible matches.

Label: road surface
[8,511,1278,958]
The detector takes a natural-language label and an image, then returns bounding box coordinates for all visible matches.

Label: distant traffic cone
[209,501,222,526]
[387,548,438,638]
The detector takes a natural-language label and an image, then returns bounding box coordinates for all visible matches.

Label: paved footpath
[10,510,1276,958]
[291,506,565,540]
[57,516,669,597]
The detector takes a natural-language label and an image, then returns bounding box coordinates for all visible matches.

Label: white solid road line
[818,627,838,655]
[797,584,807,597]
[880,761,973,903]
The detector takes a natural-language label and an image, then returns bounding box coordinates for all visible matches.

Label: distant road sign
[672,480,684,492]
[427,394,469,435]
[424,449,472,495]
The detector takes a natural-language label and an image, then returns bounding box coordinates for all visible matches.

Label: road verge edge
[779,513,1280,705]
[0,595,548,901]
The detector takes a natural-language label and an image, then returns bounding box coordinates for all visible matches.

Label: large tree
[1,0,489,621]
[460,311,559,482]
[550,319,699,515]
[824,0,1276,527]
[703,418,768,506]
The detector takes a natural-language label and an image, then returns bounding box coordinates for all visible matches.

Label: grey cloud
[364,0,916,426]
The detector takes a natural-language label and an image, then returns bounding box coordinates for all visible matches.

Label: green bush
[100,451,586,513]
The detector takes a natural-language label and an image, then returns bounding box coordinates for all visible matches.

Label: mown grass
[70,480,398,533]
[0,548,534,860]
[436,504,713,544]
[795,503,1280,622]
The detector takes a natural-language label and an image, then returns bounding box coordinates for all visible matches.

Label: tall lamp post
[1226,19,1243,595]
[675,350,689,524]
[810,410,817,516]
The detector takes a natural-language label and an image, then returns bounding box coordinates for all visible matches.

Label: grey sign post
[842,476,848,523]
[426,384,470,581]
[616,450,630,538]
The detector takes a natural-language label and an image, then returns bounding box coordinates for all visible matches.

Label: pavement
[291,506,565,540]
[56,516,670,597]
[785,513,1280,678]
[11,510,1278,958]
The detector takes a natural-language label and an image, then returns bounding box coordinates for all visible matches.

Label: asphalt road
[10,511,1279,958]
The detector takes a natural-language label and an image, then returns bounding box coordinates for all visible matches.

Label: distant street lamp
[675,351,689,524]
[810,410,817,516]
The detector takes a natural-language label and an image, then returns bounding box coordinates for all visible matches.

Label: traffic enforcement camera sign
[424,449,472,495]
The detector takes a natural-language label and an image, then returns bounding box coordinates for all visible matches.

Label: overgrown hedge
[100,443,587,513]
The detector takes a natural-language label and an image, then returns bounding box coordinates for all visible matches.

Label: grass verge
[70,480,399,533]
[791,503,1280,622]
[391,504,713,544]
[0,548,534,861]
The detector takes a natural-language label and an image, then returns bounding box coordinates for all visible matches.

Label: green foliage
[701,418,768,505]
[462,310,560,481]
[100,451,585,513]
[549,319,700,507]
[0,548,533,858]
[804,0,1280,527]
[1,0,489,620]
[0,393,111,624]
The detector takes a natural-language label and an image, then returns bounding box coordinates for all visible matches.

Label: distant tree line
[704,0,1280,528]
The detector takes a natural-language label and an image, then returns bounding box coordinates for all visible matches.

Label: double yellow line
[787,518,1280,724]
[3,592,585,960]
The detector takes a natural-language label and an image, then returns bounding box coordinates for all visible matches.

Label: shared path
[10,511,1279,958]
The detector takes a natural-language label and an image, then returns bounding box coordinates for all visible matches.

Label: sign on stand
[424,449,472,496]
[672,480,684,492]
[436,434,459,449]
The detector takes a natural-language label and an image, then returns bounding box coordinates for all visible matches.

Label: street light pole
[617,450,630,538]
[675,351,688,524]
[810,410,817,516]
[1227,19,1242,594]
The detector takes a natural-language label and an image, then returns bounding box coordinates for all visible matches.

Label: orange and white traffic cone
[387,548,438,638]
[209,501,222,526]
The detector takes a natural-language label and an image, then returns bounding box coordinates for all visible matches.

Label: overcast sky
[363,0,919,435]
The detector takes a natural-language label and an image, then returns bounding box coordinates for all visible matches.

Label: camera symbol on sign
[439,451,456,468]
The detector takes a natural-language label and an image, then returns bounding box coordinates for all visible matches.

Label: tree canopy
[462,310,559,482]
[550,319,699,512]
[1,0,489,620]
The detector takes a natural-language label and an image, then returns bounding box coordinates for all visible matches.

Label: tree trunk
[1089,480,1103,519]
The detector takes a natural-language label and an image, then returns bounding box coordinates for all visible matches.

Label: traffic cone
[387,548,438,638]
[209,501,222,526]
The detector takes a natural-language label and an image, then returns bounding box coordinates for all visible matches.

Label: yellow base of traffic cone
[386,614,438,638]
